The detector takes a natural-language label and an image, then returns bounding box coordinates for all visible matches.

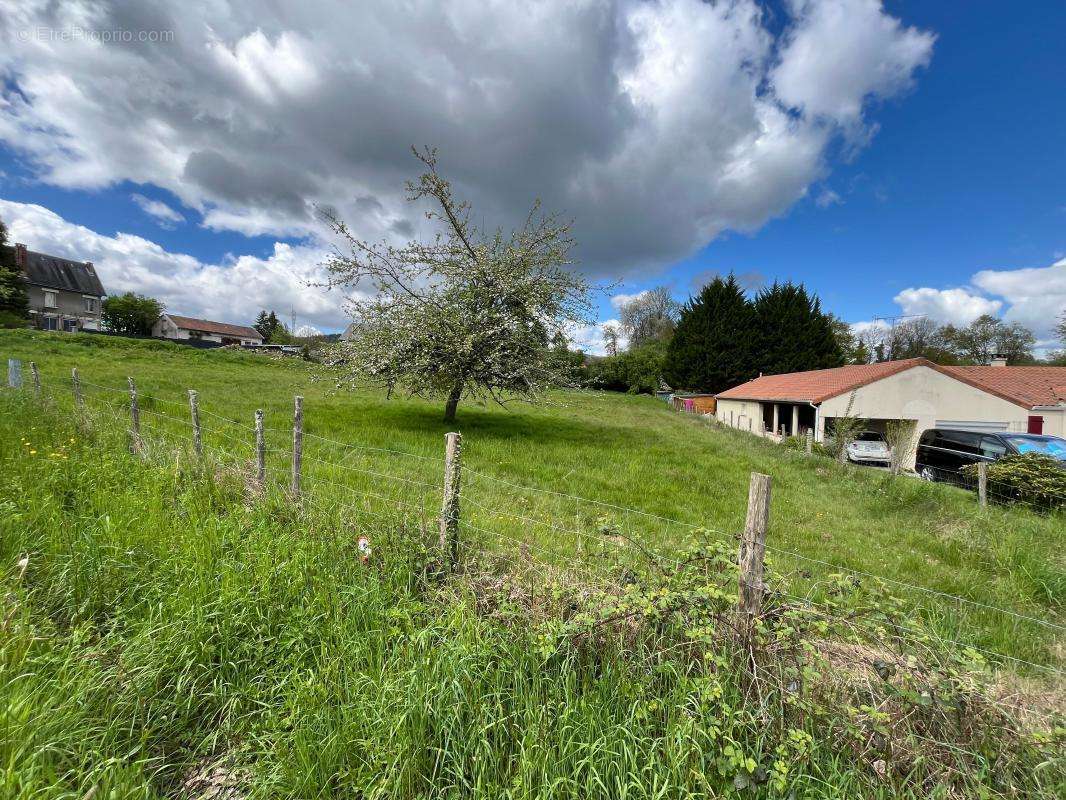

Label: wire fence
[3,356,1063,727]
[916,463,1066,514]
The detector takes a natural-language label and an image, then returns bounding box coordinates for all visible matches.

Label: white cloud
[0,0,935,276]
[815,188,842,208]
[971,258,1066,342]
[772,0,935,132]
[885,257,1066,347]
[609,291,649,310]
[0,198,355,331]
[130,193,184,228]
[568,319,628,356]
[892,287,1002,326]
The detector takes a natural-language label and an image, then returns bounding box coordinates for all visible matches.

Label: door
[1028,416,1044,434]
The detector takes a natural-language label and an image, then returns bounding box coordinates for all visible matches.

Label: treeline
[588,276,843,394]
[587,276,1062,395]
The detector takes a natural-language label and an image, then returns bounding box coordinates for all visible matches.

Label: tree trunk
[443,382,462,422]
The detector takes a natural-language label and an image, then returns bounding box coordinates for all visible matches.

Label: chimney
[14,243,27,269]
[990,354,1008,367]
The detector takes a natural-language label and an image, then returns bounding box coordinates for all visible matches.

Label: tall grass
[1,385,1063,797]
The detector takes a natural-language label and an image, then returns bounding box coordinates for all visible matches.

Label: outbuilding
[152,313,264,346]
[715,357,1066,465]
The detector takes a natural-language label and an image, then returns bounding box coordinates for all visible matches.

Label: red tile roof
[939,365,1066,408]
[166,314,262,340]
[716,359,1066,409]
[716,359,930,404]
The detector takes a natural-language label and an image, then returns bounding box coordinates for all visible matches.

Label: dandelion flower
[29,450,37,455]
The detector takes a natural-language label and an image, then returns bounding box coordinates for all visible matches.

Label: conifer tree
[0,219,29,319]
[664,275,756,392]
[753,282,843,375]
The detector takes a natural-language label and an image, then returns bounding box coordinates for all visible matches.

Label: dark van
[915,428,1066,482]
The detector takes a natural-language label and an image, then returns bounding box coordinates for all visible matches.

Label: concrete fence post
[291,396,303,497]
[7,358,21,389]
[439,431,463,572]
[738,472,771,648]
[805,428,813,455]
[188,390,202,459]
[978,462,988,508]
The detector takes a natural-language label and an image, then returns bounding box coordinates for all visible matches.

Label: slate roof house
[714,357,1066,466]
[152,313,264,346]
[15,243,107,332]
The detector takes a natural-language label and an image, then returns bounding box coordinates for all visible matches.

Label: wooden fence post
[977,462,988,508]
[255,409,266,486]
[439,431,463,571]
[291,396,303,497]
[30,362,41,397]
[72,367,84,410]
[7,358,21,389]
[188,390,202,459]
[738,472,772,648]
[805,428,813,455]
[128,377,142,455]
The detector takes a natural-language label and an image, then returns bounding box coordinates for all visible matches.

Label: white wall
[819,365,1038,466]
[715,398,765,434]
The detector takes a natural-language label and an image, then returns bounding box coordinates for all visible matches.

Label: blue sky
[1,0,1063,348]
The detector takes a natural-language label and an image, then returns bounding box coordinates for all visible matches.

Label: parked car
[846,430,891,465]
[915,428,1066,482]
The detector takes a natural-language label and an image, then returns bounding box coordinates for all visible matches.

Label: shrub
[0,310,29,329]
[963,453,1066,510]
[586,342,666,394]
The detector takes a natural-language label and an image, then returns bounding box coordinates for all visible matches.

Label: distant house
[15,243,107,332]
[714,357,1066,466]
[152,313,264,346]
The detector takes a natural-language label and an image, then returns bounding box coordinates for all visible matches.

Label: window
[42,316,58,331]
[979,436,1008,459]
[83,296,97,313]
[43,290,58,308]
[63,319,78,333]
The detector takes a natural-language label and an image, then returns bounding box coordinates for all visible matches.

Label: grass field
[1,330,1061,667]
[1,329,1063,798]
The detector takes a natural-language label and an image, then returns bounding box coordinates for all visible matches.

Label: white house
[715,358,1066,465]
[152,313,264,346]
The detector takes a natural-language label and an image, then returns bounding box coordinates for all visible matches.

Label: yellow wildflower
[29,450,37,455]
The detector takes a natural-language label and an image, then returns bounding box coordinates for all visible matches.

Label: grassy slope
[2,387,1062,800]
[0,329,1062,669]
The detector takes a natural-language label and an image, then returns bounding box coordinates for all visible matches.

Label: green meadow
[0,329,1062,798]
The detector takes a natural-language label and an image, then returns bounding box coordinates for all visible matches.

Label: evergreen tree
[0,219,29,320]
[664,275,756,392]
[253,309,282,341]
[753,282,843,375]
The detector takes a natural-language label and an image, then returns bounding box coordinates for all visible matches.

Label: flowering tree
[321,148,594,422]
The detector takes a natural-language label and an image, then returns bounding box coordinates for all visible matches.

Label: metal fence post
[30,362,41,397]
[188,390,202,459]
[738,472,771,648]
[439,431,463,571]
[128,377,142,455]
[291,396,303,497]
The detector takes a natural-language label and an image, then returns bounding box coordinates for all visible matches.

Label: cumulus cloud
[0,0,934,277]
[610,291,649,310]
[130,193,185,228]
[893,287,1002,326]
[0,199,355,330]
[971,258,1066,343]
[863,258,1066,349]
